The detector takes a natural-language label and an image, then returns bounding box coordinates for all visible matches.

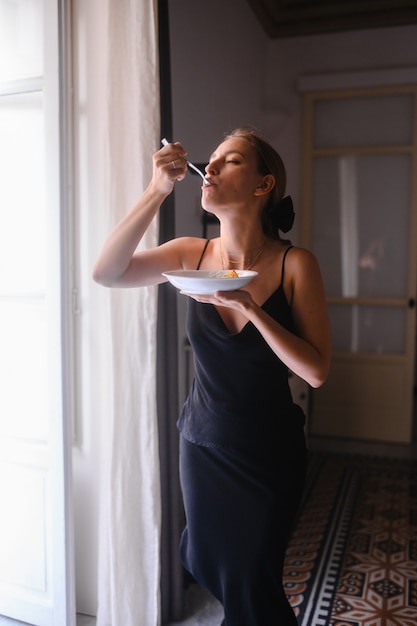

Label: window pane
[313,153,410,299]
[0,298,48,439]
[0,0,43,81]
[314,94,414,148]
[0,92,46,295]
[329,304,406,354]
[0,89,48,441]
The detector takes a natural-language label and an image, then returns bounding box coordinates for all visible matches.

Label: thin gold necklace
[220,238,267,270]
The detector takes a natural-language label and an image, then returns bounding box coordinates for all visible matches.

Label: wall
[169,0,417,403]
[169,0,269,240]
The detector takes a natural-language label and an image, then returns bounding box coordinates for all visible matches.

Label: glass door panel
[328,304,406,354]
[0,91,48,439]
[313,93,414,148]
[0,92,46,294]
[0,0,43,81]
[312,153,410,302]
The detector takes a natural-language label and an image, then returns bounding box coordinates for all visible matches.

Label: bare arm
[247,249,331,387]
[189,248,331,388]
[92,141,189,287]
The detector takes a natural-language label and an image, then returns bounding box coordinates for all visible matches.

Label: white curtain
[89,1,162,624]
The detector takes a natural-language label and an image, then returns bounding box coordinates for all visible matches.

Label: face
[201,137,267,214]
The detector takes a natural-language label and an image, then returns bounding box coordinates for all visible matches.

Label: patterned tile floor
[328,456,417,626]
[285,452,417,626]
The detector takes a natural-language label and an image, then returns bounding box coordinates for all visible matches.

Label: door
[0,1,75,624]
[302,86,417,443]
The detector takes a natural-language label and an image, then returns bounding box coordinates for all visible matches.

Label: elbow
[309,360,331,389]
[309,374,328,389]
[92,263,114,287]
[294,366,329,390]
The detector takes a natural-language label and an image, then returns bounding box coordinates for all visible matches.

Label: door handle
[409,298,416,308]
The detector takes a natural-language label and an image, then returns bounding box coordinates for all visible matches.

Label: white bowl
[162,269,258,294]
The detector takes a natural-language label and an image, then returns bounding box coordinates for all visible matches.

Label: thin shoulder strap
[196,239,210,269]
[281,245,293,284]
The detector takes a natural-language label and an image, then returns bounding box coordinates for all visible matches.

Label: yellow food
[223,270,239,278]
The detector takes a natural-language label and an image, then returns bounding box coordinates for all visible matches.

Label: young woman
[93,127,331,625]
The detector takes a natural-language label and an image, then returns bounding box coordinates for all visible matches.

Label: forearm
[92,182,168,286]
[244,303,330,388]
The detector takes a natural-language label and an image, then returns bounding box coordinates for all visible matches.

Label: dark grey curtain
[157,1,185,622]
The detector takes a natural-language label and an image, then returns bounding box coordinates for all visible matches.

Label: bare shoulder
[173,235,210,251]
[171,236,208,245]
[282,246,327,305]
[160,236,211,268]
[160,236,207,253]
[285,246,322,276]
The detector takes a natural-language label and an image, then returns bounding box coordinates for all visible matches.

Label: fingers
[180,290,247,304]
[158,141,188,181]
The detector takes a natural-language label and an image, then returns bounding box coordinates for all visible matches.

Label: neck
[219,237,267,271]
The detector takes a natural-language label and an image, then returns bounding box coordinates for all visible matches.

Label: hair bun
[277,196,295,233]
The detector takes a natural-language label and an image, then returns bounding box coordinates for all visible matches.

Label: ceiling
[246,0,417,38]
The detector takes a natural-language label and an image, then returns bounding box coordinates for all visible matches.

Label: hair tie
[276,195,295,233]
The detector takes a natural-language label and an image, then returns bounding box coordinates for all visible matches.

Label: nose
[205,159,219,176]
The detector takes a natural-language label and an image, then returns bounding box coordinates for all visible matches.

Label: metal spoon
[161,138,208,183]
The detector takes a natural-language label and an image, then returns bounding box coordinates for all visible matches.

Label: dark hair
[225,127,294,238]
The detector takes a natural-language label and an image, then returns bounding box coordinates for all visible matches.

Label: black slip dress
[178,242,307,626]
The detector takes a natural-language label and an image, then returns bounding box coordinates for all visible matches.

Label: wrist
[145,179,172,204]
